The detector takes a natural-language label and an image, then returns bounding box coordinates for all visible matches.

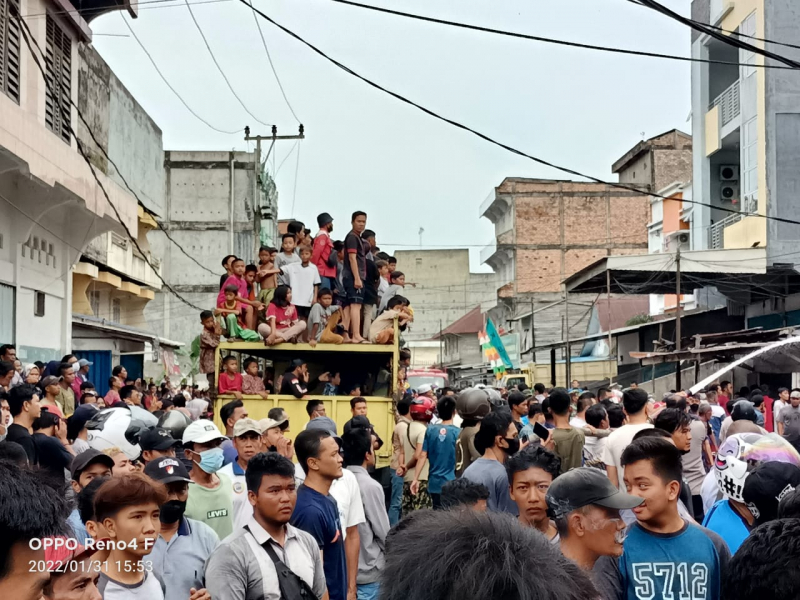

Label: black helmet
[158,410,192,442]
[731,400,758,423]
[485,387,506,410]
[456,388,492,421]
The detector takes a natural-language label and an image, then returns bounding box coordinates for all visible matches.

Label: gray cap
[305,416,341,441]
[546,467,643,518]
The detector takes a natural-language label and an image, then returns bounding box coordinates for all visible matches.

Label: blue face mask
[195,447,224,474]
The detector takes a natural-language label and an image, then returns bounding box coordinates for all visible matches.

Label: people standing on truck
[377,271,406,315]
[218,258,263,331]
[312,212,337,290]
[279,246,321,340]
[361,229,380,337]
[343,211,369,343]
[255,246,280,305]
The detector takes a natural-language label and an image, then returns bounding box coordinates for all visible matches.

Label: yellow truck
[213,321,400,468]
[503,358,618,390]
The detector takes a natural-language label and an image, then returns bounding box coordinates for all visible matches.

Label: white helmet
[86,407,147,460]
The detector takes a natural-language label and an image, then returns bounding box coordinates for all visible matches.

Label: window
[89,291,100,316]
[0,283,14,342]
[112,298,121,323]
[34,291,45,317]
[0,0,20,104]
[45,14,71,143]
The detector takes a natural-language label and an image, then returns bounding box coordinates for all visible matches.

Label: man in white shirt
[569,392,595,429]
[219,418,264,534]
[774,387,789,433]
[603,388,653,489]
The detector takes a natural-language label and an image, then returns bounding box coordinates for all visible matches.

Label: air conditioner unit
[721,183,740,203]
[663,230,690,252]
[720,165,740,181]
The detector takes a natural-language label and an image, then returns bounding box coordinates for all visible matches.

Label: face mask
[503,437,520,455]
[195,447,224,474]
[160,500,187,524]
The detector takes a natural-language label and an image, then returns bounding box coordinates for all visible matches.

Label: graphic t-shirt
[594,521,731,600]
[266,303,299,330]
[185,472,234,540]
[422,424,459,494]
[291,485,348,600]
[702,499,751,555]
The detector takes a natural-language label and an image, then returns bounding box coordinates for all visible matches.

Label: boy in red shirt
[218,355,243,398]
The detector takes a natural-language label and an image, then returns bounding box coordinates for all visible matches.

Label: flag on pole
[479,318,513,379]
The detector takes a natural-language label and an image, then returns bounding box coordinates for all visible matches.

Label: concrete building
[394,249,497,341]
[0,0,148,368]
[691,0,800,258]
[480,132,694,364]
[146,151,278,373]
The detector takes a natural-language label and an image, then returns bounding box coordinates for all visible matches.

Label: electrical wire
[273,140,298,176]
[325,0,793,70]
[625,0,800,52]
[120,13,241,135]
[634,0,800,70]
[241,1,800,231]
[14,9,206,313]
[183,0,273,128]
[246,0,302,123]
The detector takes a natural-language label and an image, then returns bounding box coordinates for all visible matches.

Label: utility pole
[244,125,305,257]
[607,268,613,387]
[675,245,682,390]
[564,285,571,388]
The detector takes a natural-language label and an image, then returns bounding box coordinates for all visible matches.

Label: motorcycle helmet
[731,400,758,424]
[86,407,146,460]
[485,387,506,409]
[410,397,435,422]
[158,410,192,442]
[455,388,492,421]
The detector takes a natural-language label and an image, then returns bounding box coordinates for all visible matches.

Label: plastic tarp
[690,336,800,393]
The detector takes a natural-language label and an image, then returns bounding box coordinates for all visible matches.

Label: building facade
[691,0,800,258]
[0,0,148,366]
[146,151,277,375]
[394,249,497,341]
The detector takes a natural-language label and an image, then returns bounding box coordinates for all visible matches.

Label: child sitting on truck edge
[369,295,412,344]
[308,288,343,347]
[241,357,269,399]
[258,285,308,346]
[215,285,260,341]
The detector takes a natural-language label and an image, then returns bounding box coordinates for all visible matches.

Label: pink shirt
[218,372,243,394]
[267,303,299,330]
[217,275,249,307]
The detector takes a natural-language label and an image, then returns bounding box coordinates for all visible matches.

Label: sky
[90,0,692,271]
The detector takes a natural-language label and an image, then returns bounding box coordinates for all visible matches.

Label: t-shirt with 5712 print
[267,303,299,330]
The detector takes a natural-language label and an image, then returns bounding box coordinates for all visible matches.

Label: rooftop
[611,129,692,175]
[435,306,484,338]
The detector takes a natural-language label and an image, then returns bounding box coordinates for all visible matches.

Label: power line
[241,1,800,231]
[120,13,241,135]
[325,0,793,70]
[13,9,205,313]
[625,0,800,51]
[273,139,298,176]
[246,0,302,123]
[633,0,800,70]
[183,0,273,128]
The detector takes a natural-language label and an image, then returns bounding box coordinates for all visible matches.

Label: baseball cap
[144,456,193,484]
[70,448,115,480]
[234,418,264,437]
[139,427,180,451]
[40,375,61,388]
[306,416,341,442]
[182,419,226,445]
[258,417,287,433]
[78,358,93,368]
[546,467,643,518]
[742,461,800,525]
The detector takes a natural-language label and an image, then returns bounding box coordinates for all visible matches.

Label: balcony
[710,212,743,249]
[706,80,741,157]
[711,80,741,128]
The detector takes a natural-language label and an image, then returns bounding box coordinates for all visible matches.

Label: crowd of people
[3,366,800,600]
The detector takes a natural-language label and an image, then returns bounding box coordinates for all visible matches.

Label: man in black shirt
[6,384,41,465]
[280,359,331,398]
[343,211,368,343]
[32,409,74,478]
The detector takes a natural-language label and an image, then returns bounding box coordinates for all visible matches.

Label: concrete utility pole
[244,125,305,256]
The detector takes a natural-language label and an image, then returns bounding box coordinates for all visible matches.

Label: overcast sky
[92,0,692,270]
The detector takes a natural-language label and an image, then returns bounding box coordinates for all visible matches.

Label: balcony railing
[710,212,744,249]
[710,80,740,127]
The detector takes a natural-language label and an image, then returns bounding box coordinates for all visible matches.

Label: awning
[72,313,183,348]
[564,248,770,295]
[690,336,800,393]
